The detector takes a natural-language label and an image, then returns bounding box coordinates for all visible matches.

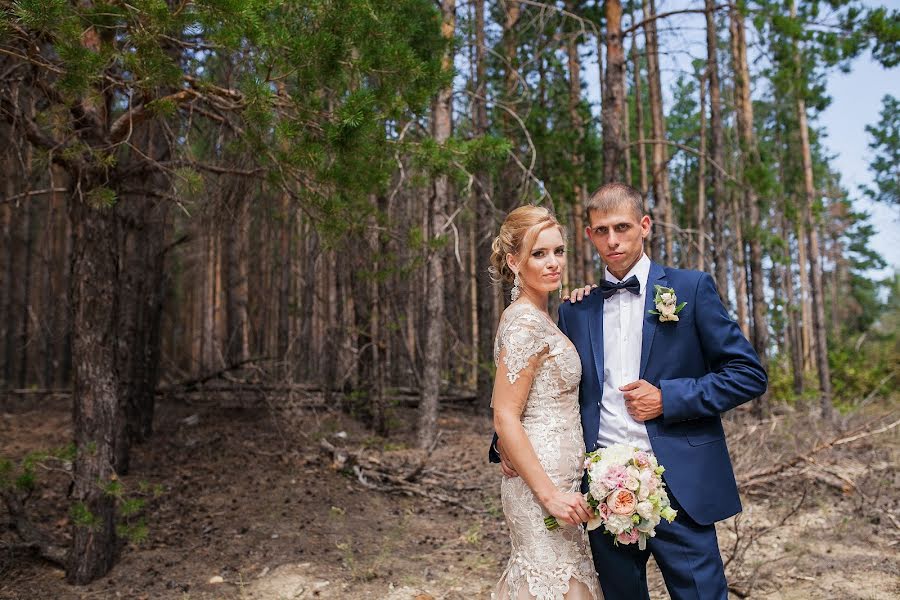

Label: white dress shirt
[596,253,652,451]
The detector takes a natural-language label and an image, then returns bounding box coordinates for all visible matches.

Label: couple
[488,183,767,600]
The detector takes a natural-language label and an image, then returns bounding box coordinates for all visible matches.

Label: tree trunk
[67,193,122,584]
[602,0,626,184]
[419,0,456,449]
[631,29,648,198]
[791,0,831,418]
[224,183,250,365]
[630,25,651,257]
[0,139,12,388]
[730,190,750,337]
[705,0,730,308]
[781,212,804,395]
[795,217,814,373]
[499,0,521,212]
[564,3,593,285]
[278,192,292,369]
[696,70,707,271]
[117,118,172,458]
[473,0,497,411]
[729,4,770,414]
[796,94,832,418]
[642,0,672,261]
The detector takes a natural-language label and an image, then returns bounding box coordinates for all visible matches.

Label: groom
[490,183,767,599]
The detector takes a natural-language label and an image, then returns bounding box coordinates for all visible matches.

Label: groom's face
[585,207,651,278]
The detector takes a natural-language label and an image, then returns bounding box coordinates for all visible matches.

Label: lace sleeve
[495,311,551,384]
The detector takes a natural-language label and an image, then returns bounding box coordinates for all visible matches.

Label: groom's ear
[640,215,652,238]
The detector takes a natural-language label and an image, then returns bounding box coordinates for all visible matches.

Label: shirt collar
[604,253,651,292]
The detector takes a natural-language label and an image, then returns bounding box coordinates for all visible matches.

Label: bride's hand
[542,490,593,526]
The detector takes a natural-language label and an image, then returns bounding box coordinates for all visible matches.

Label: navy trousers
[587,492,727,600]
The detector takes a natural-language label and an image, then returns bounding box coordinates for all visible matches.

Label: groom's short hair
[586,182,645,221]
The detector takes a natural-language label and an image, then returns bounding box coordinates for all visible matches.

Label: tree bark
[729,4,770,414]
[791,0,831,418]
[796,90,832,418]
[473,0,498,412]
[419,0,456,449]
[499,0,522,212]
[730,190,750,337]
[116,117,172,459]
[602,0,626,184]
[783,222,804,395]
[564,3,593,285]
[0,135,12,388]
[224,180,250,365]
[704,0,730,308]
[642,0,672,261]
[278,192,292,369]
[631,29,649,198]
[696,70,707,271]
[67,193,122,584]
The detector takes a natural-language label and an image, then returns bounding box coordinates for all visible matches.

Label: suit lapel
[588,294,605,389]
[639,262,667,379]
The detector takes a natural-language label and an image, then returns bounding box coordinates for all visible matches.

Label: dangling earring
[558,281,563,299]
[511,273,521,301]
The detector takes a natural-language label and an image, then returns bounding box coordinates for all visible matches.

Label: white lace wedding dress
[493,302,602,600]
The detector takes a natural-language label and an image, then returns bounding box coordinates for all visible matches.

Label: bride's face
[510,226,566,295]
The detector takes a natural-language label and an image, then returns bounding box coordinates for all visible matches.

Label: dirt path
[1,400,897,599]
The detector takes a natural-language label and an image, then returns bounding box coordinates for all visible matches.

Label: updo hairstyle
[489,205,566,285]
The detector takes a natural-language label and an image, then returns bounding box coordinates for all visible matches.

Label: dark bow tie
[598,275,641,299]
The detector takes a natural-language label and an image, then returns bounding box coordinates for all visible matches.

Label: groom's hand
[496,438,519,478]
[620,380,663,421]
[562,283,597,303]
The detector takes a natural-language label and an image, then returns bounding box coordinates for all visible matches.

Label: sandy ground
[1,396,897,600]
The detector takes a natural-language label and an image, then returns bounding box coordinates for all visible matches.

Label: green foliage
[863,95,899,206]
[861,7,900,68]
[86,186,117,209]
[70,502,100,529]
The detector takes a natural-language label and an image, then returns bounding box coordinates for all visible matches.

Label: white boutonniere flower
[648,285,686,322]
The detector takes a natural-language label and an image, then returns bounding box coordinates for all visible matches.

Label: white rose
[589,481,610,501]
[636,501,654,520]
[605,514,633,535]
[660,292,675,305]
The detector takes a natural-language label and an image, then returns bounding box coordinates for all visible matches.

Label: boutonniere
[648,285,686,322]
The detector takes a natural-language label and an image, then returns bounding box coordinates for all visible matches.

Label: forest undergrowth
[1,394,897,600]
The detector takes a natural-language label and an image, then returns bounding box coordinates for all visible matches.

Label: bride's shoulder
[498,302,551,332]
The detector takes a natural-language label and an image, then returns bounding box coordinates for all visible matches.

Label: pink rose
[597,502,611,520]
[607,489,637,515]
[633,452,651,469]
[616,529,640,545]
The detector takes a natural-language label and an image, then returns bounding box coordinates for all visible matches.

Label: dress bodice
[492,302,602,600]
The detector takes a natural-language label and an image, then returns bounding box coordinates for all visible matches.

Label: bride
[489,206,602,599]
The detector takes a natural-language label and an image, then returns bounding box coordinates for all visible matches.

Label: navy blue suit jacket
[490,262,767,526]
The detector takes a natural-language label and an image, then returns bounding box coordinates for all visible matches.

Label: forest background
[0,0,898,598]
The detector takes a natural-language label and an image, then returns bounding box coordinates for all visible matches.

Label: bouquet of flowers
[545,444,677,550]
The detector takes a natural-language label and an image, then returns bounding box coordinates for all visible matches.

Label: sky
[582,0,899,278]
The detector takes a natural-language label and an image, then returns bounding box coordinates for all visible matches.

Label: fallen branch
[739,414,899,490]
[319,438,486,514]
[0,489,67,568]
[157,357,275,392]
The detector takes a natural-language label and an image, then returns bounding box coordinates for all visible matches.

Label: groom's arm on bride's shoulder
[660,272,768,424]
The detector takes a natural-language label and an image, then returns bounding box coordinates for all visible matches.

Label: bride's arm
[493,349,592,526]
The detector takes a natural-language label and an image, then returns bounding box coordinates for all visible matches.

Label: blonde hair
[489,205,565,284]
